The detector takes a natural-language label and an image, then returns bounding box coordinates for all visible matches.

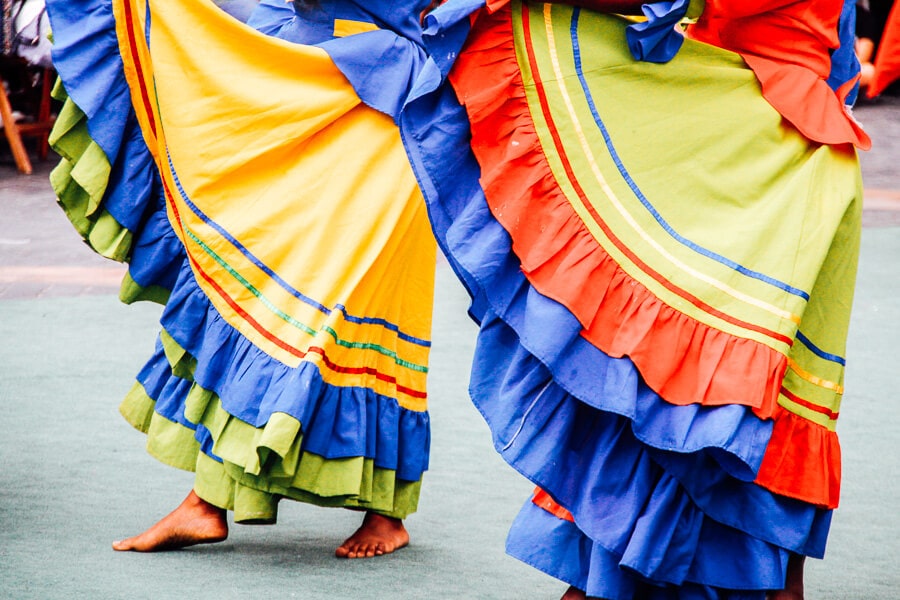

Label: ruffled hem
[48,3,185,301]
[406,0,836,589]
[508,500,781,599]
[470,309,831,559]
[48,85,129,262]
[441,0,843,507]
[145,261,431,483]
[449,2,788,418]
[754,406,841,506]
[48,0,431,517]
[49,89,185,303]
[121,381,421,520]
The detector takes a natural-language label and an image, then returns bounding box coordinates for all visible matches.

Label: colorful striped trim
[180,219,427,373]
[568,7,811,304]
[160,174,428,401]
[164,153,430,348]
[122,0,157,139]
[115,0,428,400]
[522,5,792,348]
[796,331,846,366]
[780,387,839,421]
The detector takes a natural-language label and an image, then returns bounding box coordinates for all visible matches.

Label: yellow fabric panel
[333,19,380,37]
[113,0,435,410]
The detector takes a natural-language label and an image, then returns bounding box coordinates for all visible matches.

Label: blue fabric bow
[625,0,691,64]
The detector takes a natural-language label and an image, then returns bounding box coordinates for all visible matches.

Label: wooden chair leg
[0,75,32,175]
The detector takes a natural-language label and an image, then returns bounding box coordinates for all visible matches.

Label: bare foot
[334,512,409,558]
[767,554,805,600]
[112,490,228,552]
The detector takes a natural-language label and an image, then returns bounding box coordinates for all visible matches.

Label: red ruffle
[688,0,871,150]
[756,406,841,508]
[452,4,843,507]
[869,1,900,98]
[450,4,787,419]
[532,487,574,522]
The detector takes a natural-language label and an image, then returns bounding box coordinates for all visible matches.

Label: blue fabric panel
[827,0,860,104]
[135,339,196,430]
[125,188,184,292]
[250,0,432,119]
[213,0,257,22]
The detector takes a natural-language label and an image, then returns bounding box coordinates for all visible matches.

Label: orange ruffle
[757,406,841,508]
[688,0,870,150]
[532,487,575,522]
[451,4,786,419]
[869,0,900,98]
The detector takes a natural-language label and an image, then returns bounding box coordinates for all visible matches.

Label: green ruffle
[48,84,170,306]
[120,331,423,522]
[49,83,130,262]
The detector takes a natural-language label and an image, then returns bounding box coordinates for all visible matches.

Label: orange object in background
[868,1,900,97]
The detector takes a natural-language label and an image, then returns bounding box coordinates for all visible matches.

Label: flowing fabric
[402,0,864,597]
[46,0,437,521]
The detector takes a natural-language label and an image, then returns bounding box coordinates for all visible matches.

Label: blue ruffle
[624,0,691,64]
[138,260,431,482]
[507,501,779,600]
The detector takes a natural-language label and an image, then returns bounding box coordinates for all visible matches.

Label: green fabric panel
[49,95,134,263]
[194,452,238,511]
[195,452,279,524]
[86,211,133,261]
[686,0,705,19]
[256,412,303,474]
[184,382,216,424]
[51,75,65,102]
[119,271,171,306]
[145,413,202,472]
[159,329,197,380]
[119,381,156,433]
[292,453,368,499]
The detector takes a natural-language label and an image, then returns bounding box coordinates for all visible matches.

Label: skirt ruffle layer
[508,501,780,600]
[47,0,431,518]
[405,0,850,593]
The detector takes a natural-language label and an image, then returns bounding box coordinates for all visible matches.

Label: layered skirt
[47,0,863,595]
[46,0,436,521]
[404,1,864,597]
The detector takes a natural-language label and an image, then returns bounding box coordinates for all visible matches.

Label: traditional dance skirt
[46,0,436,521]
[402,0,865,597]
